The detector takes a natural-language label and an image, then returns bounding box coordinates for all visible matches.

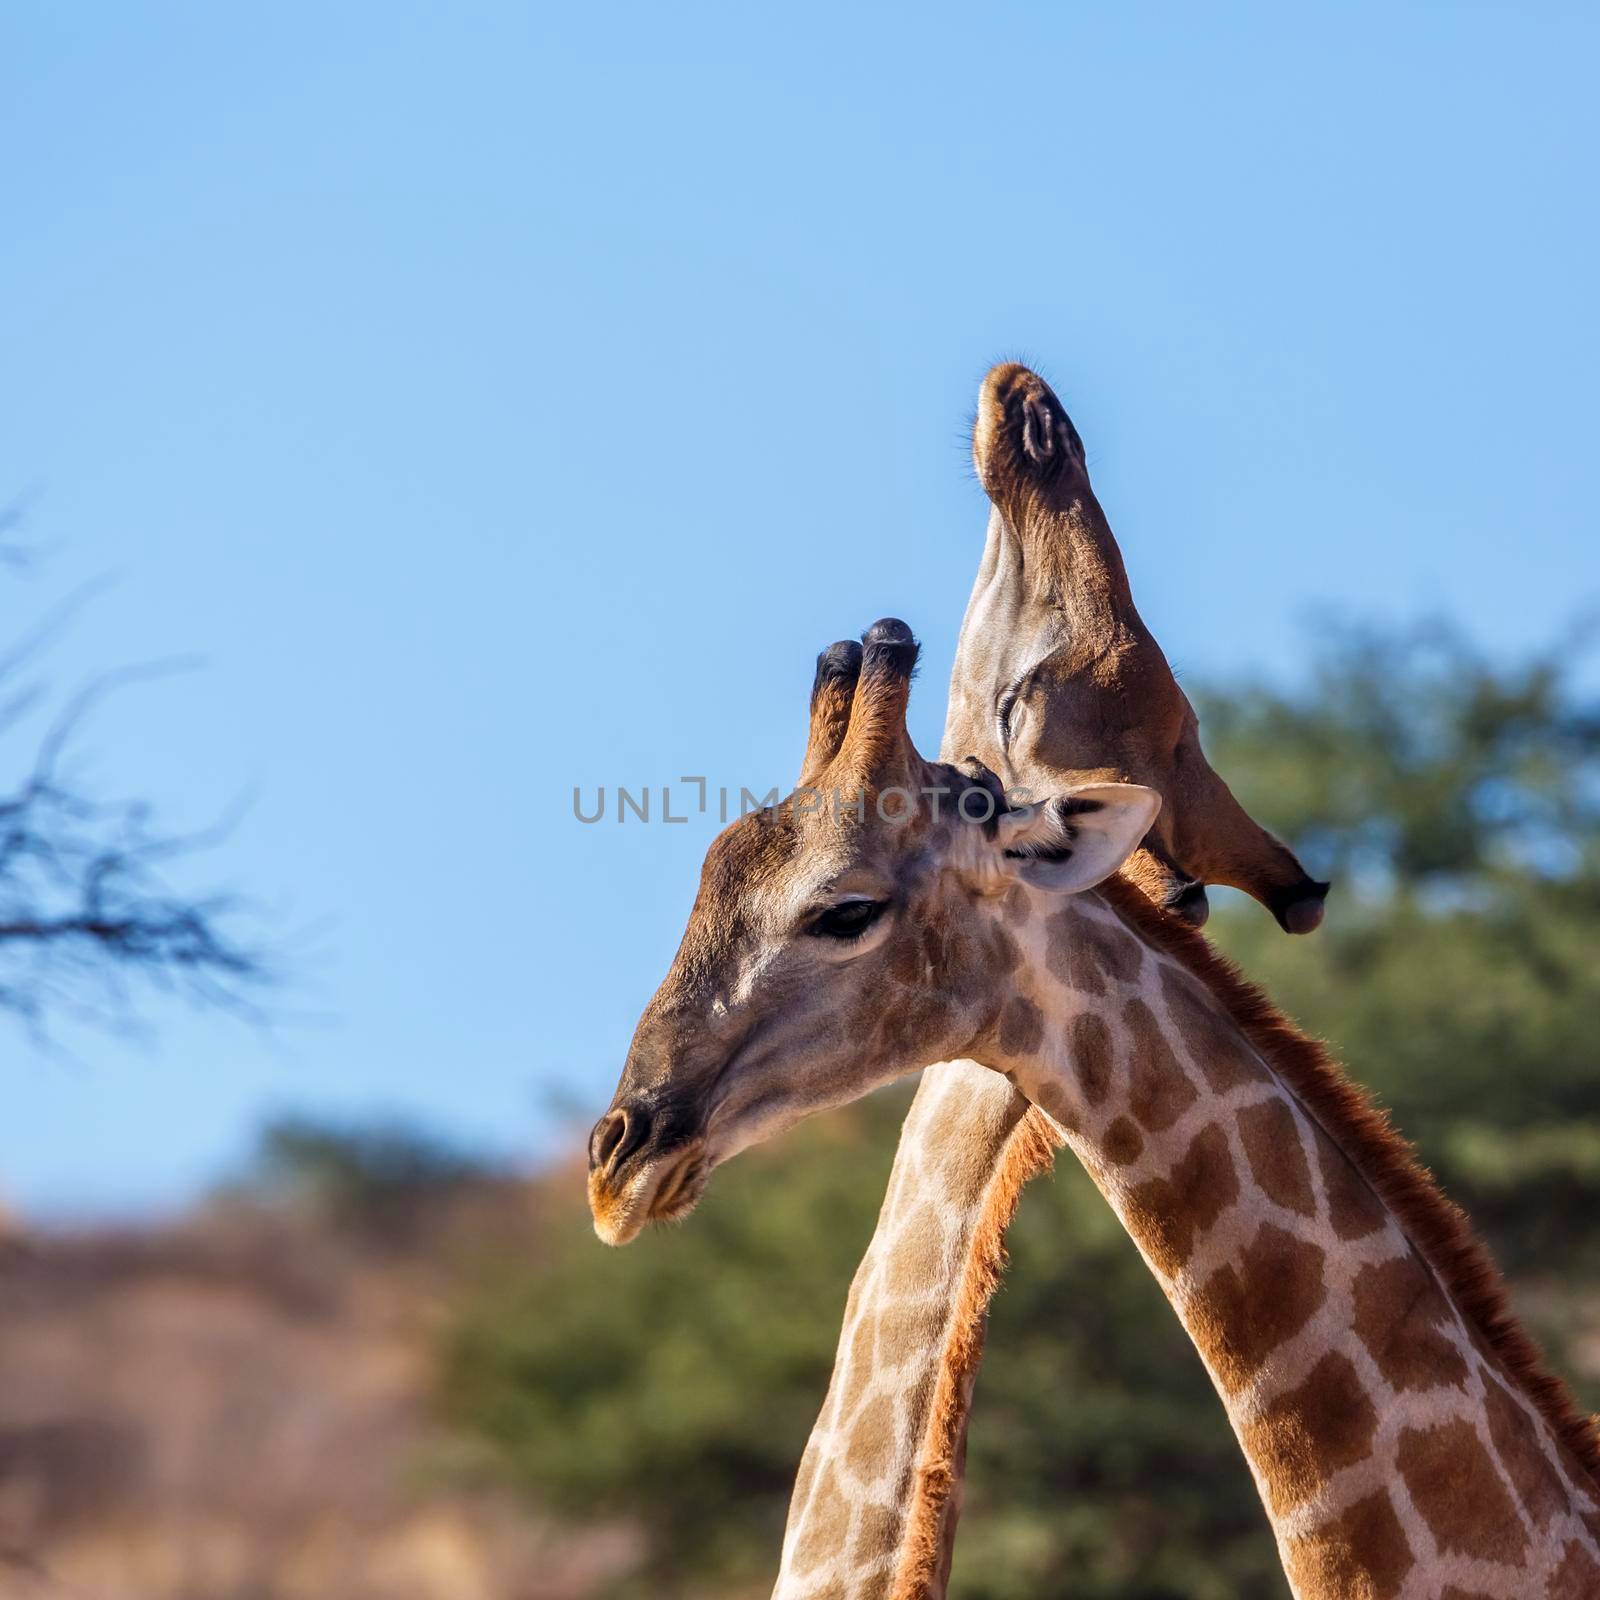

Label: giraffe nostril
[590,1105,651,1176]
[590,1112,623,1172]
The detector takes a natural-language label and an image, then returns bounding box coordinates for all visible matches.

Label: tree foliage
[443,622,1600,1599]
[242,1114,488,1242]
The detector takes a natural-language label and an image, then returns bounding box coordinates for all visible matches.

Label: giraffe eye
[809,900,886,940]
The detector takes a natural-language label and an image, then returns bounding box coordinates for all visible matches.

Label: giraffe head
[951,360,1329,934]
[587,618,1158,1243]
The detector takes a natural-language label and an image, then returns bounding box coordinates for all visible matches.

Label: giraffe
[588,617,1600,1599]
[779,359,1331,1599]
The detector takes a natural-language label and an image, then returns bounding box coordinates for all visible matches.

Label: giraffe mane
[1096,873,1600,1489]
[887,1101,1062,1600]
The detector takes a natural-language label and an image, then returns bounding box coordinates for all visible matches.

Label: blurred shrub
[1198,621,1600,1275]
[443,621,1600,1598]
[245,1114,489,1242]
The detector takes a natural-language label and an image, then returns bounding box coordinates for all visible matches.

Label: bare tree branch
[0,516,270,1039]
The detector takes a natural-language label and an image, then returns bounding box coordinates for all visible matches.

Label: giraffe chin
[588,1143,710,1246]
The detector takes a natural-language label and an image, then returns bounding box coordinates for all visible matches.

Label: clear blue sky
[2,3,1596,1216]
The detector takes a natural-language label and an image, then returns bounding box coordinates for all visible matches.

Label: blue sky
[2,3,1596,1215]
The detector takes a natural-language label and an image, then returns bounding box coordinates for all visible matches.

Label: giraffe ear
[993,784,1161,893]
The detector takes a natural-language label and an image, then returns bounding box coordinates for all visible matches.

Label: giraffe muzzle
[972,362,1084,502]
[587,1099,711,1245]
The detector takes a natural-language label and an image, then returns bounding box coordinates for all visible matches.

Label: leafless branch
[0,515,271,1039]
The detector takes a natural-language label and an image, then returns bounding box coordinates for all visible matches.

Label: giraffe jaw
[588,1140,710,1246]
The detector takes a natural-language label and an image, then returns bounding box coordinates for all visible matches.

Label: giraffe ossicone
[589,610,1600,1599]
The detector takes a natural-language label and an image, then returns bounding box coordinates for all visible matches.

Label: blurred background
[3,4,1598,1598]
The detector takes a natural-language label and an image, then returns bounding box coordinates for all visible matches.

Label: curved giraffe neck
[772,1065,1058,1599]
[980,876,1600,1598]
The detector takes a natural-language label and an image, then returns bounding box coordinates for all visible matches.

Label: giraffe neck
[947,504,1148,781]
[991,491,1140,632]
[772,1065,1057,1600]
[980,877,1600,1599]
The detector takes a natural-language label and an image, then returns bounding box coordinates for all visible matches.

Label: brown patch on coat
[1123,997,1199,1132]
[1027,1078,1080,1135]
[875,1300,951,1380]
[1069,1011,1115,1105]
[844,1394,898,1482]
[874,985,954,1062]
[1159,964,1267,1092]
[1102,1116,1144,1166]
[1044,909,1106,996]
[997,995,1044,1058]
[1283,1490,1412,1600]
[851,1502,902,1569]
[1482,1369,1570,1531]
[1238,1098,1316,1216]
[1350,1256,1470,1393]
[987,923,1022,975]
[885,1204,948,1300]
[835,1308,880,1419]
[790,1473,852,1575]
[886,1108,1061,1600]
[1080,919,1143,984]
[1242,1351,1379,1515]
[1396,1418,1528,1565]
[1318,1138,1389,1241]
[1550,1539,1600,1598]
[1001,882,1032,926]
[1123,1122,1238,1278]
[1097,875,1600,1487]
[1189,1222,1326,1394]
